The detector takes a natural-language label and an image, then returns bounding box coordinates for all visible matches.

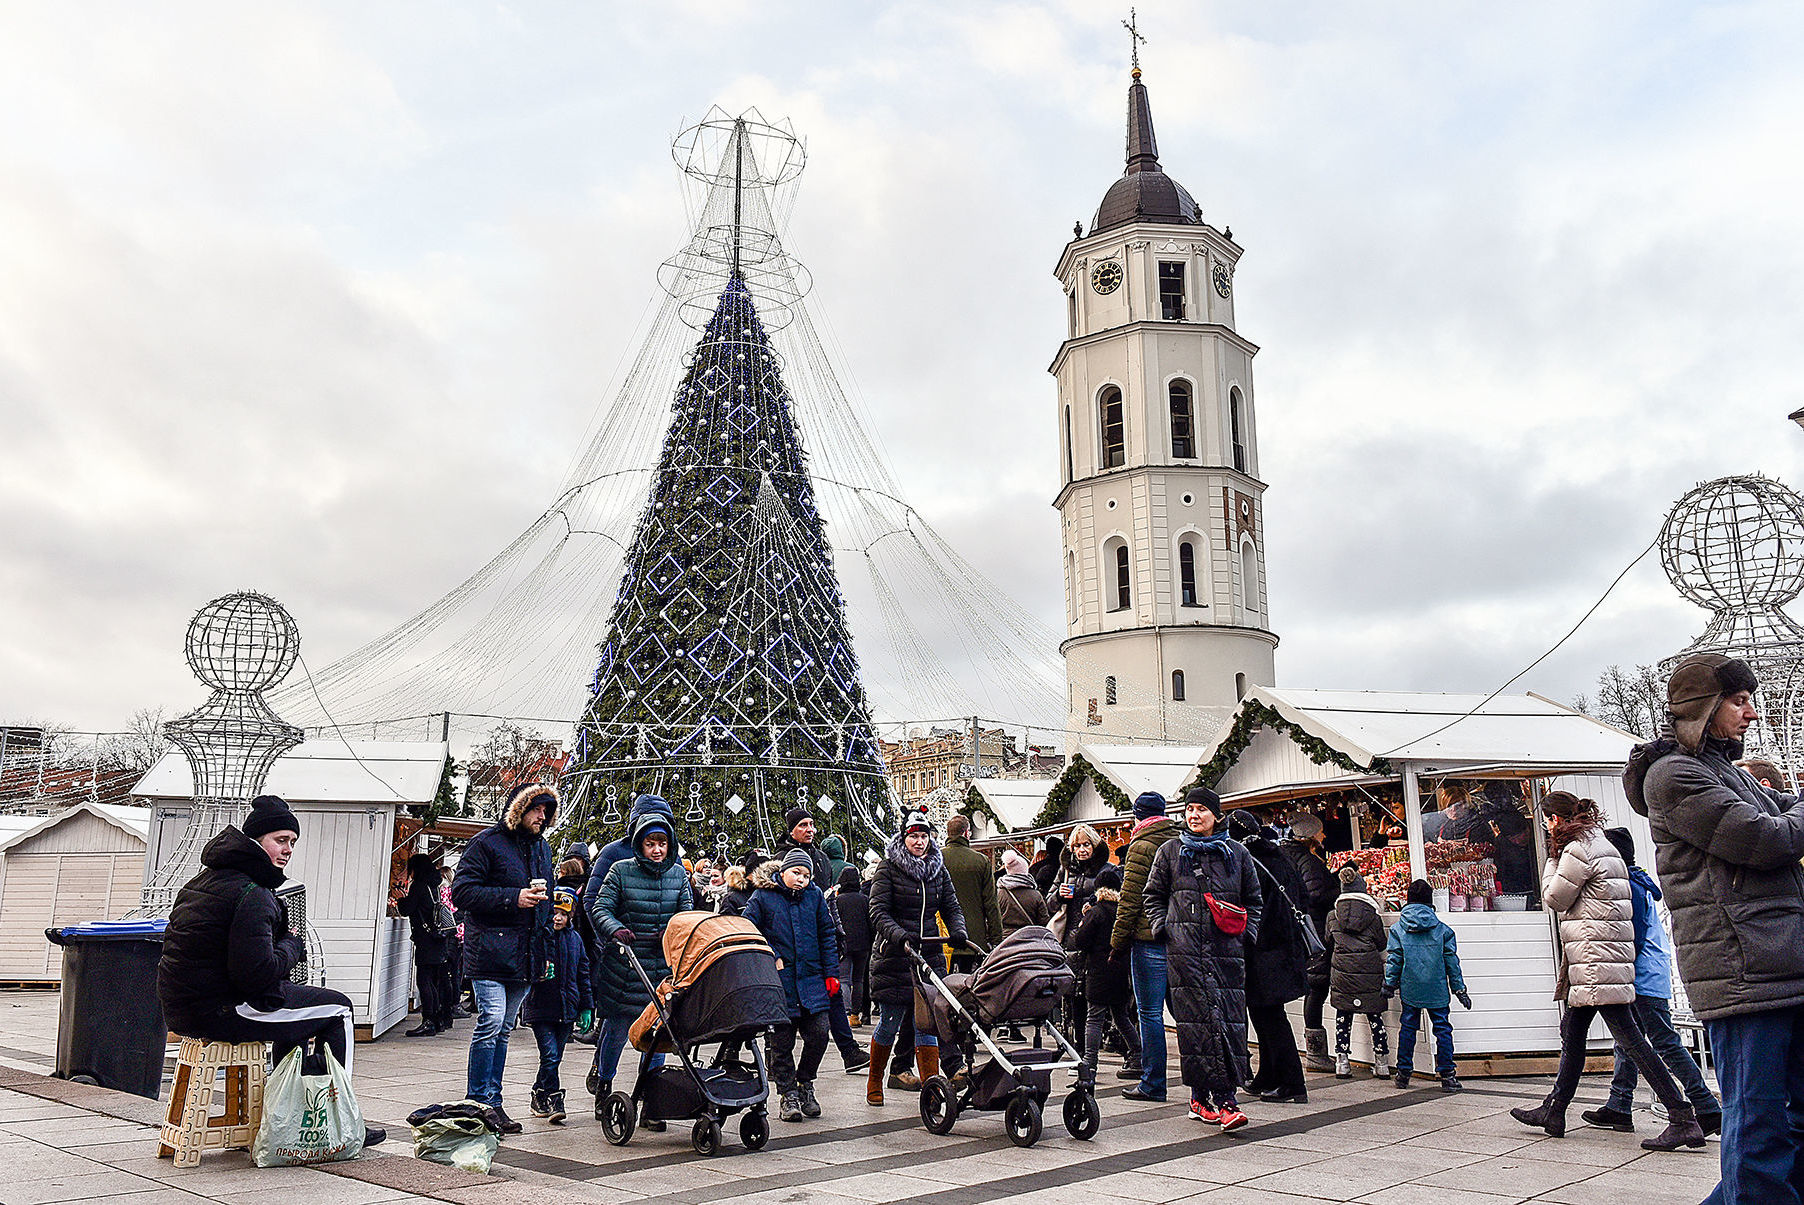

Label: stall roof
[1203,687,1639,771]
[133,740,449,806]
[0,801,152,855]
[969,778,1058,831]
[1081,743,1210,801]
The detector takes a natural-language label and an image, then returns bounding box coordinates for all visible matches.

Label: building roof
[1092,71,1202,236]
[1080,742,1210,801]
[0,800,153,856]
[132,739,449,806]
[1204,686,1640,772]
[969,778,1058,830]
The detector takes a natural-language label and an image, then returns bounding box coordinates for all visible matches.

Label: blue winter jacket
[1384,903,1467,1009]
[521,923,593,1025]
[451,794,557,984]
[1627,866,1675,1000]
[589,812,692,1017]
[584,794,675,902]
[743,879,840,1016]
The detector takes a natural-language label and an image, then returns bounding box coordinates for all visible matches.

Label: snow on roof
[1209,687,1637,769]
[1080,743,1209,801]
[0,801,153,855]
[132,740,449,806]
[970,778,1057,830]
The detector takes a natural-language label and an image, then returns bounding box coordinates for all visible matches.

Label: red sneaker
[1218,1108,1248,1132]
[1189,1100,1221,1122]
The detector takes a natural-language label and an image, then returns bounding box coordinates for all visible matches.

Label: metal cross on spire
[1123,8,1147,76]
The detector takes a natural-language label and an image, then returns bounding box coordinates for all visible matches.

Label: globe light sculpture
[1659,475,1804,769]
[140,592,306,915]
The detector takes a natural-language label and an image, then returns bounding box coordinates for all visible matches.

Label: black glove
[1456,990,1472,1010]
[277,934,306,966]
[950,932,971,950]
[1382,988,1396,1004]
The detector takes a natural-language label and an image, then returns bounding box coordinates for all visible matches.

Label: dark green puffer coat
[589,812,693,1017]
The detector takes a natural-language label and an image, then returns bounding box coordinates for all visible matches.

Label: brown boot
[866,1041,891,1106]
[916,1044,942,1083]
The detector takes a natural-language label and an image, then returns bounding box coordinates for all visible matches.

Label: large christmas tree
[563,275,891,857]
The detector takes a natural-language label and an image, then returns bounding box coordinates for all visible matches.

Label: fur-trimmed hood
[504,781,560,832]
[1092,885,1120,904]
[750,858,783,890]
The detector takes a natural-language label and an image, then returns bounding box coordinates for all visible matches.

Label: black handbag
[1247,853,1326,959]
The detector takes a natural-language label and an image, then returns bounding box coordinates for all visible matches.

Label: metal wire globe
[183,591,300,692]
[1659,475,1804,612]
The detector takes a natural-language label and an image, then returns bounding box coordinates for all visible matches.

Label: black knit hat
[785,806,811,834]
[1184,786,1222,816]
[902,807,934,835]
[244,794,300,840]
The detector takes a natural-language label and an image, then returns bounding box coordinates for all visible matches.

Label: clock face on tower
[1090,260,1123,295]
[1212,261,1233,298]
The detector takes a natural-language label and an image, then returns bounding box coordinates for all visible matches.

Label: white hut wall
[0,812,146,980]
[1214,725,1348,796]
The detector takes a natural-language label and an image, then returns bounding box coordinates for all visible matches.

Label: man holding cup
[452,781,560,1132]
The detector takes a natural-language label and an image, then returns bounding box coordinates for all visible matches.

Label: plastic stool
[158,1038,268,1167]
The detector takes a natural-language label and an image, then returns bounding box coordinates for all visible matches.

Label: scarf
[884,832,944,882]
[1180,829,1231,854]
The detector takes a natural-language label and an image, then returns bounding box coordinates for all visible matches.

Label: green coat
[942,836,1003,955]
[1111,817,1179,951]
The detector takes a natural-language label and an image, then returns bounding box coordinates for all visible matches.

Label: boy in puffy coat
[522,890,592,1124]
[744,848,841,1123]
[1384,879,1469,1091]
[1326,864,1389,1079]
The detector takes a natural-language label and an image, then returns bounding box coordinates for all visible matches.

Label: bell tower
[1053,59,1277,742]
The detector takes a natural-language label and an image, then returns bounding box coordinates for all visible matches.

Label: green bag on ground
[252,1047,366,1166]
[410,1115,499,1173]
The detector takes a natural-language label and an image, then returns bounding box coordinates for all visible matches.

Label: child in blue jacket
[522,889,592,1124]
[744,848,840,1123]
[1384,879,1470,1092]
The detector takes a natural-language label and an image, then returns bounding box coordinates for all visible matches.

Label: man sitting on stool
[157,794,385,1149]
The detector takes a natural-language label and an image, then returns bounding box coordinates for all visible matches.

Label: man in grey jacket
[1626,653,1804,1205]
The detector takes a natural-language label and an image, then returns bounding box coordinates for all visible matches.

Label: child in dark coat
[743,848,840,1123]
[522,889,592,1123]
[1326,864,1389,1078]
[1071,864,1141,1077]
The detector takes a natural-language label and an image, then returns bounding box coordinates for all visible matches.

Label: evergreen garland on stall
[961,784,1010,835]
[1180,700,1390,798]
[1026,754,1130,830]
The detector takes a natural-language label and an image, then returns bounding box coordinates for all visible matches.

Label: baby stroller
[909,926,1099,1147]
[600,911,790,1155]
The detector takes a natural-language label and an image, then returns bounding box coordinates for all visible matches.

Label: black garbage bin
[47,918,168,1099]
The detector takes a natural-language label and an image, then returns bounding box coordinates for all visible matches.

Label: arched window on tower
[1179,539,1200,608]
[1063,405,1074,483]
[1105,676,1118,705]
[1099,386,1125,470]
[1169,379,1195,459]
[1065,551,1078,625]
[1113,543,1131,612]
[1171,670,1186,701]
[1229,386,1247,474]
[1240,539,1258,619]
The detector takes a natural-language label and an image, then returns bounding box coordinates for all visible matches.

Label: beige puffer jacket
[1540,826,1636,1006]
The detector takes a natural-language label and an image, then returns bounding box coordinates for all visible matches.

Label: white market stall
[0,803,152,981]
[133,739,448,1039]
[1202,686,1644,1071]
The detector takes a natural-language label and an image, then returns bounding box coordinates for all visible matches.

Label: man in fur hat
[1625,654,1804,1203]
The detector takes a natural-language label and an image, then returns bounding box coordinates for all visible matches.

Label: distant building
[882,727,1028,806]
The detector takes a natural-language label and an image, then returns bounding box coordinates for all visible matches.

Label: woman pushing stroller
[864,807,970,1106]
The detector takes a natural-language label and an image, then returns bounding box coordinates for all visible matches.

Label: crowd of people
[148,651,1804,1204]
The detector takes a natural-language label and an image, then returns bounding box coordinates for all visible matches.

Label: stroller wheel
[1004,1095,1043,1148]
[600,1092,636,1146]
[920,1075,959,1135]
[692,1117,722,1156]
[1063,1090,1101,1141]
[739,1109,769,1152]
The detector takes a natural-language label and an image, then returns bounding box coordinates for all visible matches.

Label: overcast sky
[6,1,1804,733]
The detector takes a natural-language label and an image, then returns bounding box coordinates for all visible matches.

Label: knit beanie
[1225,809,1259,840]
[244,794,300,840]
[1094,863,1124,892]
[1184,786,1222,816]
[1132,791,1167,821]
[837,866,862,893]
[552,888,576,913]
[780,847,815,877]
[1001,848,1030,877]
[1666,653,1759,751]
[1337,863,1368,894]
[784,806,810,834]
[902,807,934,835]
[1287,813,1323,841]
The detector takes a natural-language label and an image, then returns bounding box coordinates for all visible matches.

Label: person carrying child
[522,888,592,1124]
[1383,878,1469,1092]
[743,848,841,1122]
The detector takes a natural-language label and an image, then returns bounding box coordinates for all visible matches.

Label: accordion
[275,882,308,984]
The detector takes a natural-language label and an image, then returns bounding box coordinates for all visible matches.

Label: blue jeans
[1605,996,1720,1116]
[594,1012,665,1085]
[531,1021,572,1095]
[1703,1005,1804,1205]
[1130,941,1169,1098]
[828,990,862,1061]
[465,979,528,1106]
[873,1000,934,1048]
[1396,1005,1455,1077]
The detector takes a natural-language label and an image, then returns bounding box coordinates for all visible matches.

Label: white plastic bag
[252,1046,365,1166]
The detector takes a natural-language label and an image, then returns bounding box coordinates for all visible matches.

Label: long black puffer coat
[1326,871,1388,1014]
[1143,832,1263,1097]
[1051,841,1113,949]
[1238,831,1309,1009]
[867,834,968,1007]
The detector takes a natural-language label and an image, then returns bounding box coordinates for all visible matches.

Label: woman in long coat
[1050,824,1112,1041]
[863,808,968,1107]
[1227,812,1309,1102]
[1144,793,1263,1131]
[1509,792,1703,1150]
[1279,814,1335,1069]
